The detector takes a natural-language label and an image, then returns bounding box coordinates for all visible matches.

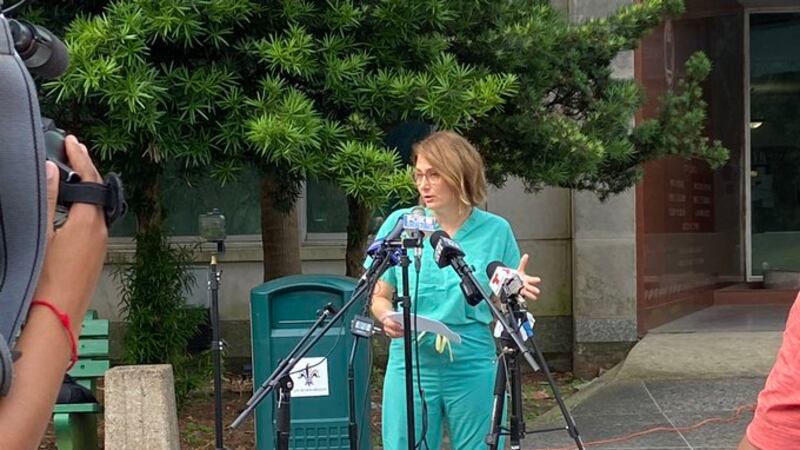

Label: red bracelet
[30,300,78,370]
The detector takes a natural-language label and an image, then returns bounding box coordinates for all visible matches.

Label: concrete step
[713,283,797,305]
[616,331,782,380]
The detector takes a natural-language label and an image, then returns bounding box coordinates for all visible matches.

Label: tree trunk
[136,176,162,235]
[132,162,163,236]
[260,173,302,281]
[345,196,371,278]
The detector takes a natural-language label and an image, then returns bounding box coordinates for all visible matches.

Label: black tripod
[346,231,421,450]
[198,209,228,449]
[208,247,227,450]
[486,291,584,450]
[428,232,584,450]
[273,304,338,449]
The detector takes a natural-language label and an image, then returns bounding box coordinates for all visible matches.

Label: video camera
[0,2,127,395]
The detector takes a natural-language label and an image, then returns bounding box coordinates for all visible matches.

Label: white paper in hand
[384,312,462,344]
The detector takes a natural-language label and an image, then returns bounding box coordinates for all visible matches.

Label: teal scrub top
[364,207,521,326]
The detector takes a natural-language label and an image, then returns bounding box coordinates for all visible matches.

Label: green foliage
[330,141,417,209]
[448,0,727,197]
[240,5,520,202]
[43,0,260,180]
[38,0,519,213]
[237,0,727,205]
[34,0,728,275]
[32,0,260,397]
[115,229,209,405]
[233,1,523,262]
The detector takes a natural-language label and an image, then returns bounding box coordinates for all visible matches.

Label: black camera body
[42,119,127,228]
[43,119,80,183]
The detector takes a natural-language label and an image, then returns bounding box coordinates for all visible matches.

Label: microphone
[365,208,433,275]
[487,261,535,341]
[362,238,401,283]
[383,214,407,242]
[8,19,70,79]
[486,261,524,304]
[430,231,541,371]
[430,230,484,306]
[403,206,429,271]
[381,208,437,247]
[366,238,401,264]
[366,238,387,257]
[431,230,465,268]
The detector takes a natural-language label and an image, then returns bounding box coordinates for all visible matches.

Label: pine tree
[243,1,520,276]
[36,0,265,397]
[43,0,263,232]
[449,0,727,195]
[245,0,728,274]
[39,0,727,281]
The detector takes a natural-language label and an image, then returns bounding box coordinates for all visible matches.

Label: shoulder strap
[0,15,48,395]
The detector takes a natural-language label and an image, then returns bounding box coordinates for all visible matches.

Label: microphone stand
[485,291,536,450]
[345,227,424,450]
[230,245,398,447]
[398,230,425,450]
[208,242,227,450]
[444,258,585,450]
[346,279,379,450]
[345,219,423,450]
[274,304,336,449]
[397,246,417,450]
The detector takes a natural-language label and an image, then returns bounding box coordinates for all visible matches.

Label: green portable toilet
[250,274,371,450]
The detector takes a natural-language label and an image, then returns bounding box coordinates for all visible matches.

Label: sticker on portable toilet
[289,357,330,397]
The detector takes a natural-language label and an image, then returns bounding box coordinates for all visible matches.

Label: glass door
[748,12,800,277]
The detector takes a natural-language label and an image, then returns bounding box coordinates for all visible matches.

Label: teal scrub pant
[381,322,502,450]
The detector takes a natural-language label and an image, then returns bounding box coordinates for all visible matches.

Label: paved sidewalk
[521,304,792,450]
[526,375,761,449]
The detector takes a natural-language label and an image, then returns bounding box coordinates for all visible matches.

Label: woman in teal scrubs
[367,131,542,450]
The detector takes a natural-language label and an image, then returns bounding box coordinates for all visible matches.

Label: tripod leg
[347,337,361,450]
[275,392,291,450]
[509,351,524,450]
[275,378,292,450]
[528,337,585,450]
[485,354,507,450]
[209,262,226,450]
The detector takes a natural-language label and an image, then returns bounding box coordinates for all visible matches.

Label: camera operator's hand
[0,135,108,450]
[33,135,108,335]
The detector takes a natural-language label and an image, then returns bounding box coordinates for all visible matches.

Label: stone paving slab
[524,377,763,449]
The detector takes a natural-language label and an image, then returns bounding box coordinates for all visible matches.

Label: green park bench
[52,310,110,450]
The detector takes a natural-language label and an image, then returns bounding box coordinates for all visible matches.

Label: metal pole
[399,250,416,450]
[210,255,226,450]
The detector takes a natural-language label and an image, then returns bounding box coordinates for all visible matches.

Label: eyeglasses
[413,169,442,185]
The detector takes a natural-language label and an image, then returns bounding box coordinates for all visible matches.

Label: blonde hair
[412,131,487,208]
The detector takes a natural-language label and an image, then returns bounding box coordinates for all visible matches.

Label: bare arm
[0,136,108,450]
[370,280,404,338]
